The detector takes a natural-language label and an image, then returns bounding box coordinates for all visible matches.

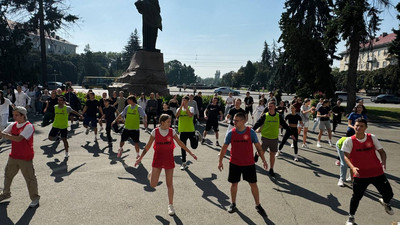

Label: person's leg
[269,151,276,168]
[106,123,112,142]
[372,175,394,204]
[165,168,174,205]
[150,167,162,188]
[2,157,20,195]
[336,146,347,181]
[317,129,323,142]
[62,138,69,152]
[279,130,291,150]
[189,131,198,149]
[249,183,260,205]
[180,133,189,163]
[230,183,238,204]
[332,116,338,132]
[19,160,40,201]
[293,128,299,155]
[349,177,370,215]
[303,127,308,144]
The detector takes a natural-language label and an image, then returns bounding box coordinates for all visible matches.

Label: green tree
[330,0,390,112]
[2,0,78,83]
[122,29,141,70]
[220,71,235,87]
[261,41,272,69]
[389,2,400,64]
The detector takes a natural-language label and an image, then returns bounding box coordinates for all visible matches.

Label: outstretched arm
[135,135,155,166]
[173,135,197,160]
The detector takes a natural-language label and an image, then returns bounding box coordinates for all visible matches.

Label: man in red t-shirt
[218,112,268,216]
[341,118,394,225]
[0,106,40,208]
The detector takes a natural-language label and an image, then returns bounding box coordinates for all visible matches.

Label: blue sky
[64,0,399,78]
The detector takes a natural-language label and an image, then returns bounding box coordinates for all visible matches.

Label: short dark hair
[58,96,66,101]
[159,114,171,123]
[127,95,137,103]
[183,96,189,101]
[355,118,367,126]
[234,112,246,120]
[104,98,111,103]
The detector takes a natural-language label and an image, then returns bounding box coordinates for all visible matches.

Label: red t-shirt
[350,134,384,178]
[230,127,254,166]
[152,128,176,169]
[10,122,35,161]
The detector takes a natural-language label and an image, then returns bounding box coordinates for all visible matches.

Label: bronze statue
[135,0,162,52]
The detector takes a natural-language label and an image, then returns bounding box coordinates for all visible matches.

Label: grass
[360,106,400,123]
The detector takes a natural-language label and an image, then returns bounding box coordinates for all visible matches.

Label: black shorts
[228,163,257,183]
[205,120,219,132]
[245,106,253,115]
[121,129,140,143]
[49,127,68,139]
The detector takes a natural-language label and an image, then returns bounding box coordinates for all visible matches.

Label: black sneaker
[227,203,237,213]
[254,153,259,162]
[201,139,205,145]
[216,141,220,147]
[269,168,275,177]
[255,204,267,216]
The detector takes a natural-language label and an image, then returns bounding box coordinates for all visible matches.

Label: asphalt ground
[0,115,399,225]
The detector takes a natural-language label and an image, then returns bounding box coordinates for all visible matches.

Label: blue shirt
[224,127,259,145]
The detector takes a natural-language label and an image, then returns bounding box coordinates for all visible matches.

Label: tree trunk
[346,31,361,113]
[39,0,47,83]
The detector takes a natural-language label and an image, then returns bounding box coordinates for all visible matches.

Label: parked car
[214,87,240,96]
[334,91,363,102]
[371,94,400,103]
[46,82,66,91]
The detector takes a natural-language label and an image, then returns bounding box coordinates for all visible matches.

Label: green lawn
[361,106,400,123]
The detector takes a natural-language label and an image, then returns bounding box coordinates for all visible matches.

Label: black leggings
[332,115,341,132]
[350,174,393,215]
[180,132,198,162]
[147,112,157,128]
[106,122,119,142]
[279,127,299,154]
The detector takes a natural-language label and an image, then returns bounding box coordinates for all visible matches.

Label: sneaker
[180,162,187,170]
[335,160,340,166]
[255,204,267,216]
[254,153,259,163]
[216,141,220,147]
[379,198,394,215]
[85,127,90,135]
[227,203,237,213]
[147,170,152,181]
[195,130,203,142]
[294,154,299,162]
[301,143,308,148]
[290,143,294,148]
[332,131,336,135]
[328,140,333,147]
[201,139,205,145]
[94,136,97,141]
[29,198,39,208]
[337,179,344,187]
[0,192,11,202]
[346,215,355,225]
[269,168,276,177]
[65,151,69,158]
[117,148,123,158]
[168,204,175,216]
[316,142,321,148]
[346,175,352,183]
[275,150,281,158]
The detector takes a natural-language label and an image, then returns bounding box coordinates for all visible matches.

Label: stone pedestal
[108,51,169,96]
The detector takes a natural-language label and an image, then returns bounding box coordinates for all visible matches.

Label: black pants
[42,112,55,127]
[279,127,298,154]
[349,174,393,215]
[180,132,198,162]
[147,112,157,128]
[106,122,119,142]
[332,115,341,132]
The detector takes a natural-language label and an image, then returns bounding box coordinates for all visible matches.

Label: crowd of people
[0,85,394,223]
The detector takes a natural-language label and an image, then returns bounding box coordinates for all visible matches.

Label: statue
[135,0,162,52]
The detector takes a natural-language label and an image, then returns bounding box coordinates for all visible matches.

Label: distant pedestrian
[202,96,224,146]
[14,85,31,109]
[298,98,314,148]
[316,99,333,148]
[278,105,302,161]
[81,92,103,140]
[346,104,367,137]
[101,98,119,145]
[146,92,158,131]
[332,99,345,133]
[135,114,197,216]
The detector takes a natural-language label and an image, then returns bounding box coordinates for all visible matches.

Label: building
[7,20,77,55]
[339,32,397,71]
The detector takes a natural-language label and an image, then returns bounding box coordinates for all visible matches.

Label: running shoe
[85,127,90,135]
[117,148,123,158]
[379,198,394,215]
[227,203,237,213]
[255,204,267,216]
[346,215,355,225]
[216,141,220,147]
[269,168,276,177]
[294,155,299,162]
[0,192,11,202]
[180,162,187,170]
[290,143,294,148]
[65,151,69,158]
[346,175,352,183]
[195,130,203,142]
[168,204,175,216]
[316,142,321,148]
[29,198,39,208]
[328,140,333,147]
[337,179,344,187]
[275,150,281,158]
[201,139,205,145]
[301,143,308,148]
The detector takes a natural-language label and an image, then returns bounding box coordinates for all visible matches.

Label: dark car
[371,94,400,104]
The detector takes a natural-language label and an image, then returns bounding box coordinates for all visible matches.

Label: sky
[62,0,400,78]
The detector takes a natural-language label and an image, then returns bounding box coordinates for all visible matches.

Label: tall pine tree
[122,29,141,70]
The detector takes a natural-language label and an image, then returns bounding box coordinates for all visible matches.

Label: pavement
[0,116,399,225]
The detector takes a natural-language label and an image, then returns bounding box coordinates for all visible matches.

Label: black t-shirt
[285,114,302,125]
[276,106,286,115]
[332,105,344,116]
[206,104,222,121]
[111,97,117,106]
[318,106,331,121]
[244,96,254,108]
[85,99,100,117]
[161,109,175,119]
[99,98,106,108]
[103,106,116,122]
[47,97,58,113]
[228,107,245,126]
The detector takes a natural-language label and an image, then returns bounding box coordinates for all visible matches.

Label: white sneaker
[379,198,394,215]
[346,215,355,225]
[195,130,203,142]
[29,198,39,208]
[85,127,90,135]
[294,154,298,162]
[316,142,321,148]
[168,204,175,216]
[290,143,294,148]
[301,143,308,148]
[328,140,333,147]
[180,162,187,170]
[337,179,344,187]
[346,175,352,182]
[275,151,281,158]
[65,151,69,158]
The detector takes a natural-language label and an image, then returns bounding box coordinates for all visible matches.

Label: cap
[14,106,27,119]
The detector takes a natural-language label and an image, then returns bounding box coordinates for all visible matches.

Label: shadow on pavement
[118,160,157,192]
[0,201,38,225]
[47,158,86,183]
[185,170,230,210]
[40,141,63,158]
[81,140,101,157]
[155,215,170,224]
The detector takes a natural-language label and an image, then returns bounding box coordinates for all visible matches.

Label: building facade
[339,32,397,71]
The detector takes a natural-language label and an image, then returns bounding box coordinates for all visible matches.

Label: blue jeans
[336,144,348,181]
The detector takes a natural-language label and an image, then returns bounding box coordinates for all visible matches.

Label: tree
[261,41,272,69]
[389,2,400,63]
[330,0,390,112]
[2,0,78,83]
[220,71,235,87]
[122,29,141,70]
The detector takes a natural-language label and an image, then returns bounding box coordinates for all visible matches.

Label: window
[377,50,380,57]
[376,62,380,68]
[383,61,386,67]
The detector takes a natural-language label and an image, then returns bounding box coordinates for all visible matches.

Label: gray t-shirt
[300,105,310,122]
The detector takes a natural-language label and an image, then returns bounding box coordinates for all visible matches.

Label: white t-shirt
[3,121,34,140]
[0,98,12,114]
[226,96,235,105]
[151,127,177,137]
[341,133,383,154]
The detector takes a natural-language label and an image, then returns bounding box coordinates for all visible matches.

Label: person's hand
[262,160,268,170]
[134,158,141,167]
[191,152,197,160]
[352,167,360,177]
[204,116,208,120]
[218,161,223,171]
[111,120,116,125]
[382,162,387,171]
